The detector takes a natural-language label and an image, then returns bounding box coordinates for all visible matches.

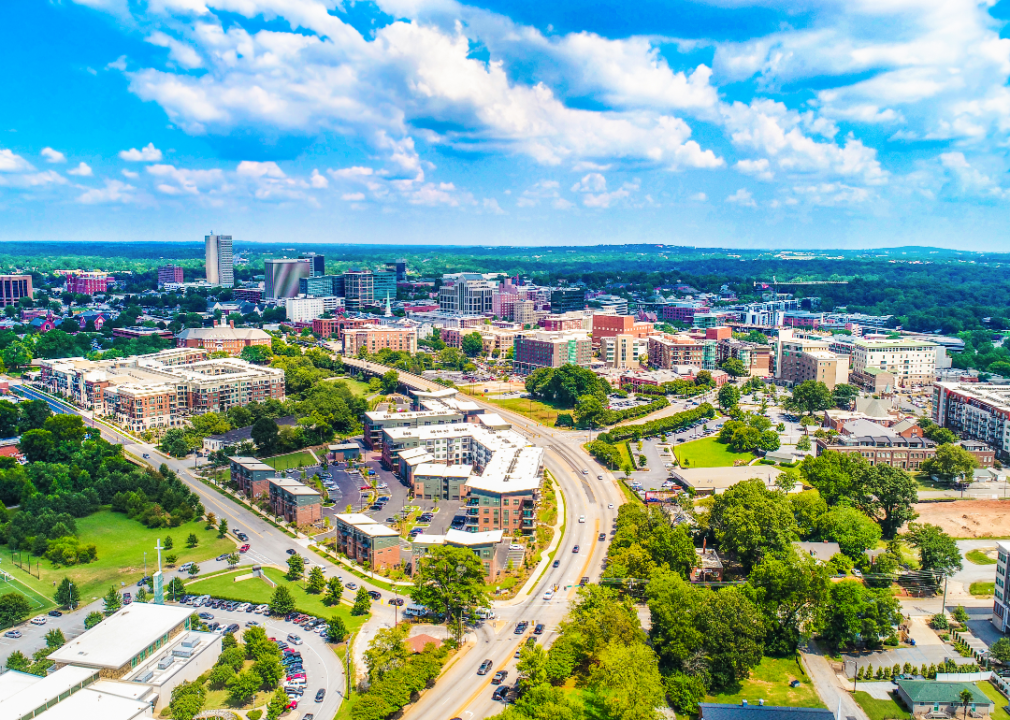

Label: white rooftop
[29,687,150,720]
[48,603,194,670]
[446,529,504,545]
[476,413,510,429]
[335,513,380,526]
[411,534,446,545]
[2,665,100,720]
[414,463,472,478]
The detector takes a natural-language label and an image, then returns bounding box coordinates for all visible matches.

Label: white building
[850,338,937,389]
[204,232,233,286]
[934,382,1010,457]
[600,334,647,368]
[993,541,1010,632]
[284,296,326,323]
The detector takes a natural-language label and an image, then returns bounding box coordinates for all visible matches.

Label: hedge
[599,403,716,443]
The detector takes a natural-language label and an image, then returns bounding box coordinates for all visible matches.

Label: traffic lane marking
[569,518,601,599]
[446,636,528,720]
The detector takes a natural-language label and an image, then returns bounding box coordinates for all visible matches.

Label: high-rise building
[205,233,234,286]
[850,338,936,389]
[513,330,592,374]
[343,270,374,310]
[514,300,536,327]
[67,272,113,295]
[157,265,185,287]
[300,253,325,276]
[550,287,586,313]
[438,273,495,315]
[0,275,32,307]
[385,259,407,282]
[284,297,326,323]
[299,275,341,297]
[264,258,311,300]
[373,270,396,305]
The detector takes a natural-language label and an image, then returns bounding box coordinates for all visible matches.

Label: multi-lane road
[15,363,623,720]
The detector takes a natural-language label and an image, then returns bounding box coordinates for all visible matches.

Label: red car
[359,485,372,491]
[239,544,250,553]
[285,700,299,710]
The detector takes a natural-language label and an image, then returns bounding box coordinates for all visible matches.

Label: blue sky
[1,0,1010,249]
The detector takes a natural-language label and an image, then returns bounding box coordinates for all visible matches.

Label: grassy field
[12,509,234,608]
[460,388,570,427]
[704,656,824,708]
[853,691,911,720]
[675,436,755,468]
[184,567,368,633]
[977,682,1010,720]
[966,549,997,565]
[263,450,319,471]
[971,581,995,597]
[616,441,634,470]
[325,376,372,396]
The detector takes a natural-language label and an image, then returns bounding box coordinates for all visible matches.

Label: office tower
[205,232,234,286]
[0,275,32,306]
[264,258,312,300]
[158,265,185,286]
[343,270,374,310]
[385,259,407,282]
[300,253,325,277]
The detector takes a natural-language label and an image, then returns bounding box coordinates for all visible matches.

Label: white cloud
[735,158,774,181]
[106,55,128,71]
[147,31,203,68]
[689,192,707,201]
[119,143,163,162]
[940,152,1010,200]
[517,179,564,208]
[41,148,66,164]
[147,163,225,194]
[791,183,871,206]
[341,192,365,201]
[236,161,285,179]
[0,149,34,173]
[122,169,139,178]
[482,198,505,214]
[726,188,757,207]
[570,172,638,208]
[67,162,93,177]
[309,169,328,189]
[76,179,136,204]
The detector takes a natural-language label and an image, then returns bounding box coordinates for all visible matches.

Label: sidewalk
[800,641,871,720]
[501,471,567,606]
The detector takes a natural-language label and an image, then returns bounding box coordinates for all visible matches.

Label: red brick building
[334,514,401,571]
[268,476,322,526]
[591,314,654,341]
[312,317,340,338]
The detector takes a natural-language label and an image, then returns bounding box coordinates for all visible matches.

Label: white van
[403,603,429,619]
[475,607,495,620]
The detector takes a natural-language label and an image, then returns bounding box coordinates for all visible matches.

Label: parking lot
[180,595,344,719]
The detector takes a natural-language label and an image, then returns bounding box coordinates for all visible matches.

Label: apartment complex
[718,335,772,376]
[229,456,277,498]
[591,313,654,340]
[67,272,113,295]
[269,476,322,525]
[205,232,233,286]
[157,265,185,286]
[992,541,1010,632]
[37,348,285,431]
[850,338,937,389]
[815,434,937,471]
[648,333,707,369]
[175,323,271,356]
[411,529,505,581]
[0,274,32,307]
[774,330,849,389]
[343,324,418,355]
[284,296,325,323]
[438,273,495,315]
[933,382,1010,457]
[513,330,592,374]
[333,513,401,571]
[601,335,647,368]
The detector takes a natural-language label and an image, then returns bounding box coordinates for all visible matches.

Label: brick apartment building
[175,323,272,356]
[343,325,418,355]
[312,317,339,338]
[67,272,114,295]
[229,457,277,499]
[816,434,994,471]
[775,331,849,389]
[411,529,505,581]
[268,476,322,526]
[158,266,185,286]
[648,333,707,368]
[512,330,592,374]
[934,382,1010,459]
[334,514,402,571]
[591,314,654,341]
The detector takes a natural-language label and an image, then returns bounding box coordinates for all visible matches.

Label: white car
[578,515,586,523]
[543,589,555,601]
[509,543,524,550]
[30,616,46,626]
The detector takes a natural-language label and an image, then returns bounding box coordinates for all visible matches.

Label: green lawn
[263,450,319,471]
[966,549,997,565]
[675,436,755,469]
[616,441,634,470]
[853,691,911,720]
[184,567,368,633]
[970,582,995,597]
[325,376,372,396]
[704,656,824,708]
[11,509,235,609]
[460,388,569,427]
[977,682,1010,720]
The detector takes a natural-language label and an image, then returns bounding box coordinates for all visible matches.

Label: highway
[340,359,625,720]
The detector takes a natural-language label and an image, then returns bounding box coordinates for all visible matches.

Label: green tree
[857,463,919,538]
[708,479,798,570]
[746,550,830,654]
[3,340,33,370]
[253,654,284,687]
[832,384,860,409]
[381,369,400,393]
[169,681,206,720]
[960,689,975,720]
[186,533,198,548]
[589,641,666,720]
[720,357,748,377]
[251,417,280,454]
[410,545,490,638]
[820,580,901,651]
[718,384,741,411]
[218,517,229,538]
[54,577,80,608]
[167,576,186,600]
[906,523,963,577]
[326,616,348,643]
[103,585,122,615]
[790,489,828,537]
[461,332,484,358]
[240,345,274,364]
[799,450,867,505]
[785,380,834,415]
[351,586,371,616]
[574,395,607,428]
[816,506,883,558]
[324,576,344,605]
[84,611,103,629]
[516,643,549,691]
[208,663,236,689]
[285,554,305,580]
[267,689,290,720]
[665,672,708,715]
[44,627,66,648]
[922,444,979,484]
[188,563,200,577]
[19,428,55,463]
[227,553,240,567]
[164,535,174,550]
[364,624,410,681]
[796,434,812,451]
[269,585,296,615]
[160,428,190,458]
[306,566,325,594]
[227,669,262,705]
[5,649,30,672]
[990,637,1010,664]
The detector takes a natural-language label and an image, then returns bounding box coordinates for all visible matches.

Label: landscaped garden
[703,656,823,708]
[675,436,755,468]
[262,450,319,471]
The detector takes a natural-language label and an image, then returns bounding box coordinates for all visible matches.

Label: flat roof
[29,687,151,720]
[3,665,100,719]
[268,477,321,496]
[48,603,194,669]
[673,466,785,493]
[415,463,472,478]
[228,456,274,472]
[335,513,379,526]
[334,514,399,537]
[853,338,936,348]
[411,534,446,545]
[0,669,43,704]
[446,528,504,546]
[476,413,510,429]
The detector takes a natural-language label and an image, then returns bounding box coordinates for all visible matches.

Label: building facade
[175,324,271,356]
[993,540,1010,632]
[513,330,592,374]
[438,273,495,315]
[67,272,113,295]
[550,287,586,313]
[205,233,233,286]
[334,514,401,571]
[0,274,32,307]
[343,325,418,355]
[268,476,322,526]
[850,338,937,389]
[229,456,276,499]
[591,314,654,341]
[284,297,325,323]
[157,265,185,286]
[264,258,311,300]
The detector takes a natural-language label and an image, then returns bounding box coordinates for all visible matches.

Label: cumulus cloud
[77,179,136,204]
[940,152,1010,200]
[689,192,707,201]
[726,188,757,207]
[0,149,34,173]
[67,162,93,177]
[571,173,638,208]
[41,148,66,163]
[119,143,163,162]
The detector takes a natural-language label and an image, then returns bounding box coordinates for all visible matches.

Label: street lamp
[844,659,858,694]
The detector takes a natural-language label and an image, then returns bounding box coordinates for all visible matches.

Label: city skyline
[1,1,1010,249]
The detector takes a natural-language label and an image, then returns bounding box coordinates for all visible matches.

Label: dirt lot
[909,500,1010,538]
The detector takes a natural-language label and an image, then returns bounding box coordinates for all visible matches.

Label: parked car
[367,590,381,600]
[4,630,21,638]
[48,610,63,617]
[30,616,46,626]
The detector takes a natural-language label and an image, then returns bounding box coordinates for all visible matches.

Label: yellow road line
[569,518,600,599]
[445,637,528,720]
